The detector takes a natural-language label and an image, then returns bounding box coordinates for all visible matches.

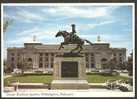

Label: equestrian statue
[55,24,93,53]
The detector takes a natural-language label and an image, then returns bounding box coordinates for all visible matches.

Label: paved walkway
[4,75,12,79]
[4,87,121,92]
[88,83,105,86]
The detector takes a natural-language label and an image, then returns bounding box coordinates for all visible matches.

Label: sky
[3,4,133,59]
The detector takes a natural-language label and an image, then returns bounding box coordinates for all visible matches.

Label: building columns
[89,53,91,69]
[95,52,101,69]
[48,53,51,69]
[33,53,39,69]
[42,53,45,70]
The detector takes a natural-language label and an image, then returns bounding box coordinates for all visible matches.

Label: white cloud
[88,20,116,28]
[7,26,60,46]
[73,20,117,32]
[43,6,118,19]
[14,19,117,45]
[4,9,46,23]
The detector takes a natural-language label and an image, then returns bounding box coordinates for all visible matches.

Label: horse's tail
[85,39,93,45]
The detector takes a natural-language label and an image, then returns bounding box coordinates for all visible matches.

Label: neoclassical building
[7,36,126,72]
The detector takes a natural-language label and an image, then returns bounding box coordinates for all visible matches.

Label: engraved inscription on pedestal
[61,61,78,78]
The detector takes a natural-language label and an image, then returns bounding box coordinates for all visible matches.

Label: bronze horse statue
[55,30,93,53]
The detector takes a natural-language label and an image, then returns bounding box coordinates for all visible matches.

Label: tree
[117,62,127,70]
[17,57,28,74]
[3,18,13,33]
[127,52,133,76]
[4,59,12,73]
[108,58,116,72]
[3,18,14,73]
[101,58,109,69]
[4,59,7,73]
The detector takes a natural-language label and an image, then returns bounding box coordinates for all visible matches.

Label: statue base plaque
[51,53,89,89]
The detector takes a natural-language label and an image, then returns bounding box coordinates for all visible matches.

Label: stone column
[95,52,101,69]
[33,54,35,69]
[48,53,51,69]
[37,53,39,69]
[84,53,87,72]
[43,53,45,70]
[33,53,39,69]
[89,53,91,70]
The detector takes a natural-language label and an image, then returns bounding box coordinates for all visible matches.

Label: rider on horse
[55,24,93,53]
[70,24,79,42]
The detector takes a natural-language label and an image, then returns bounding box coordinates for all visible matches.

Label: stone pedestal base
[51,80,89,89]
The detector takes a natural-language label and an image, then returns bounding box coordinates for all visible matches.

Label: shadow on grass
[13,73,53,77]
[86,72,115,76]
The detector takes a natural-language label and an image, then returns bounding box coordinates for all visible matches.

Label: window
[40,53,43,56]
[113,53,116,56]
[86,63,89,68]
[45,53,48,56]
[119,57,122,62]
[11,53,14,56]
[114,57,117,61]
[91,56,94,59]
[51,53,54,56]
[11,63,15,68]
[45,64,48,68]
[45,58,48,62]
[39,57,42,61]
[28,58,32,62]
[91,59,94,62]
[91,53,94,56]
[101,58,107,61]
[51,63,53,68]
[91,64,95,68]
[86,57,88,62]
[91,56,94,62]
[85,53,88,56]
[119,53,122,56]
[51,58,54,62]
[39,63,43,68]
[11,57,14,61]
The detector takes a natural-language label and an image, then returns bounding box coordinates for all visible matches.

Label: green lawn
[86,73,129,83]
[4,74,52,86]
[4,73,129,86]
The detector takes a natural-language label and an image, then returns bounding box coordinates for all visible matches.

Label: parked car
[121,70,128,73]
[90,68,99,72]
[12,68,22,74]
[99,69,119,75]
[99,69,111,73]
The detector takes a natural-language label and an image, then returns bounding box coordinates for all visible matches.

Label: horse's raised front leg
[59,42,65,50]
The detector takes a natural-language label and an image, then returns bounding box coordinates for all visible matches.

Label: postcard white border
[1,3,135,97]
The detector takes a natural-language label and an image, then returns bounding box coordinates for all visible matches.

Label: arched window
[101,58,107,62]
[101,58,108,69]
[91,63,95,68]
[28,58,32,62]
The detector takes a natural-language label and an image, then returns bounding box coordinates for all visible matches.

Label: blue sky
[3,4,133,58]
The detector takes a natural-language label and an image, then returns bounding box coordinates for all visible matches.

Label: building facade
[7,38,126,72]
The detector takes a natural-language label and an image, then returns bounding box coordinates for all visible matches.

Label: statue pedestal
[51,53,89,89]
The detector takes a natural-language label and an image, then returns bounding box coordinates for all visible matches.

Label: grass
[4,73,129,86]
[86,73,129,83]
[4,74,52,86]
